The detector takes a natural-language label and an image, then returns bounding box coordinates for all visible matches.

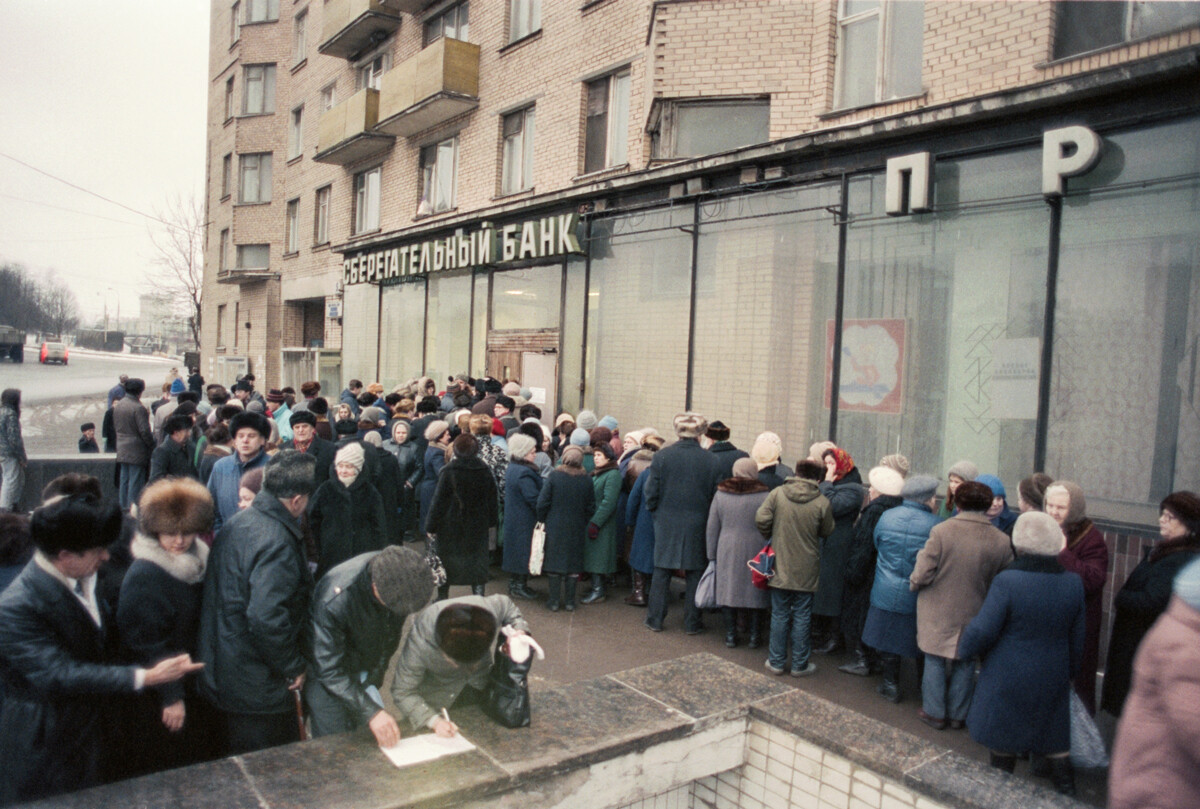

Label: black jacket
[644,438,721,571]
[148,437,197,484]
[708,441,749,482]
[308,474,387,581]
[281,435,337,488]
[425,455,498,585]
[366,445,403,543]
[0,560,136,804]
[309,553,405,724]
[197,490,312,715]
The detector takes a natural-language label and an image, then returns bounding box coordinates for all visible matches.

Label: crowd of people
[0,371,1197,806]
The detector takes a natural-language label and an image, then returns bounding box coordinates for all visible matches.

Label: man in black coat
[306,547,433,745]
[148,413,198,484]
[280,410,336,488]
[704,420,749,482]
[197,450,317,756]
[644,412,721,634]
[0,495,201,804]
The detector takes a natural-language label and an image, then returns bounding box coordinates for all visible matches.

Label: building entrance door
[486,330,558,413]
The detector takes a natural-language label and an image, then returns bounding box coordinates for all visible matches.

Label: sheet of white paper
[379,732,476,768]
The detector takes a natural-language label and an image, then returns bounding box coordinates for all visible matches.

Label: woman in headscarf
[812,446,866,655]
[1101,490,1200,717]
[1044,481,1109,714]
[937,460,978,519]
[501,434,543,600]
[706,457,771,648]
[383,419,422,541]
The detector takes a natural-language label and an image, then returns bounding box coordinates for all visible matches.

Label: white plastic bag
[528,522,546,576]
[1069,689,1109,769]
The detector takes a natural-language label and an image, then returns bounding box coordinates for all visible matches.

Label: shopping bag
[1068,689,1109,769]
[748,543,775,590]
[529,522,547,576]
[485,629,542,729]
[695,560,718,609]
[425,533,448,589]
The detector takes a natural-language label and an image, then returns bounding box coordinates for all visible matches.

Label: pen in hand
[435,707,458,738]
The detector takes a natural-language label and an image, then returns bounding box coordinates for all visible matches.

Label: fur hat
[878,453,910,477]
[495,395,515,412]
[334,419,358,436]
[1012,511,1066,556]
[901,474,939,503]
[750,432,783,468]
[868,466,905,497]
[335,442,365,472]
[138,478,214,538]
[229,410,272,439]
[808,441,835,462]
[946,460,979,482]
[706,420,731,442]
[592,442,617,462]
[369,546,435,616]
[732,458,759,479]
[673,412,707,439]
[570,428,591,447]
[955,481,995,512]
[424,420,449,443]
[589,426,613,446]
[507,433,536,460]
[598,415,618,431]
[290,410,317,428]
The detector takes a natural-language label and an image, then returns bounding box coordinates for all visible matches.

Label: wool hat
[706,420,731,442]
[975,474,1006,500]
[246,400,266,414]
[732,458,759,479]
[229,410,272,439]
[1046,481,1087,525]
[598,415,618,431]
[1018,473,1053,511]
[878,453,910,477]
[519,387,533,401]
[424,420,450,442]
[576,410,598,431]
[1012,511,1066,556]
[138,478,214,537]
[362,431,383,448]
[170,378,186,395]
[266,389,286,404]
[560,445,585,466]
[1162,491,1200,537]
[513,396,529,409]
[507,433,536,460]
[290,410,317,427]
[495,395,515,412]
[369,546,435,616]
[569,427,591,447]
[946,460,979,482]
[750,432,783,468]
[808,441,836,462]
[555,413,575,429]
[673,412,708,439]
[1173,556,1200,610]
[361,406,387,425]
[334,418,359,436]
[868,466,905,497]
[335,442,365,472]
[502,381,521,397]
[589,426,613,446]
[901,474,939,503]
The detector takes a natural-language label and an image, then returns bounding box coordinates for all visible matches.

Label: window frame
[219,229,231,271]
[354,167,382,235]
[238,152,273,204]
[231,1,241,45]
[288,105,304,160]
[508,0,541,43]
[236,244,270,271]
[423,1,470,46]
[583,68,630,174]
[832,0,924,111]
[314,184,331,245]
[293,8,307,63]
[419,136,459,215]
[224,76,235,122]
[320,82,336,112]
[221,153,232,199]
[1052,1,1200,60]
[355,49,391,91]
[244,0,279,24]
[650,97,771,159]
[285,199,300,254]
[242,64,277,115]
[500,106,536,195]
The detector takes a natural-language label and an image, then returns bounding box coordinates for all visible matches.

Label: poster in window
[988,337,1040,420]
[824,319,905,414]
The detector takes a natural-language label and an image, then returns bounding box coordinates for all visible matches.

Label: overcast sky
[0,2,209,324]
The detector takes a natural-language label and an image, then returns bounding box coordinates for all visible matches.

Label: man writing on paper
[307,547,435,746]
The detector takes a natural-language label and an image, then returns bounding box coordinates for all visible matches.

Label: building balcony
[376,37,480,138]
[216,268,278,285]
[318,0,403,60]
[314,88,395,165]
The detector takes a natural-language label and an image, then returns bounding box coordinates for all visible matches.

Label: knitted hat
[570,428,591,447]
[868,466,905,497]
[808,441,836,462]
[334,419,359,436]
[360,406,387,425]
[502,381,521,397]
[732,458,759,479]
[901,474,939,503]
[975,474,1006,500]
[362,431,383,448]
[507,433,536,460]
[424,420,450,442]
[369,546,435,616]
[335,442,365,472]
[598,415,618,431]
[229,411,272,439]
[750,432,783,468]
[1161,491,1200,537]
[170,378,186,395]
[246,400,265,414]
[706,420,731,442]
[1012,511,1066,556]
[673,412,707,439]
[576,410,598,431]
[554,413,575,429]
[1173,556,1200,610]
[266,389,285,403]
[1046,481,1087,525]
[519,387,532,400]
[1018,473,1053,511]
[946,460,979,482]
[878,453,910,478]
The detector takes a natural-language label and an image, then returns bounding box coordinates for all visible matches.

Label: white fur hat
[868,466,905,497]
[1012,511,1066,557]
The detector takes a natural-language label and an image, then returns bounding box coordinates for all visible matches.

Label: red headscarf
[825,447,856,481]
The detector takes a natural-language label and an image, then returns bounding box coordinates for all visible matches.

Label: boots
[747,610,763,649]
[1049,757,1076,796]
[580,576,606,604]
[625,571,648,606]
[723,608,738,648]
[471,583,486,596]
[988,752,1017,773]
[877,653,902,703]
[838,645,874,677]
[812,616,844,655]
[546,575,562,612]
[509,575,537,600]
[564,576,579,612]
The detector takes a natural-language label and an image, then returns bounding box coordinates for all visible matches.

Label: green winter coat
[584,465,622,574]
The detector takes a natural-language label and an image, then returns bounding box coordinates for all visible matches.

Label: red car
[39,341,68,365]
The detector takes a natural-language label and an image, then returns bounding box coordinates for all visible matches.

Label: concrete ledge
[17,455,119,512]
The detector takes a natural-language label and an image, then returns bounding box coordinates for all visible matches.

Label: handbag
[485,643,532,729]
[748,543,775,590]
[695,560,718,609]
[1068,689,1109,769]
[424,533,448,589]
[529,522,547,576]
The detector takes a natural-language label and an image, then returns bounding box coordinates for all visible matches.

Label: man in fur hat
[280,410,336,487]
[206,411,271,532]
[643,412,721,634]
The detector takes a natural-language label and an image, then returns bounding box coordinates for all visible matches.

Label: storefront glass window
[692,184,840,461]
[561,254,587,412]
[378,281,426,386]
[1048,117,1200,520]
[584,207,693,430]
[424,271,472,384]
[471,272,488,378]
[341,282,380,386]
[491,264,562,330]
[841,148,1049,487]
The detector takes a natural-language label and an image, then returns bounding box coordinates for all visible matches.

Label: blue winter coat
[205,449,269,533]
[870,501,939,614]
[958,556,1085,754]
[417,445,446,534]
[502,461,543,575]
[626,472,656,575]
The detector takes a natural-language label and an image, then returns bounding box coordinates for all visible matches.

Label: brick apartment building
[202,0,1200,549]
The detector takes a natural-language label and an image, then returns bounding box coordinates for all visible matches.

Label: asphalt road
[0,348,179,454]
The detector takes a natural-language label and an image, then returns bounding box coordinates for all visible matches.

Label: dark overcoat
[280,435,337,487]
[535,467,595,575]
[958,556,1085,755]
[644,438,720,571]
[705,478,770,609]
[1057,522,1108,712]
[308,473,387,580]
[417,444,446,533]
[842,494,903,637]
[814,472,866,616]
[425,456,498,586]
[625,471,656,575]
[708,442,749,482]
[502,460,543,575]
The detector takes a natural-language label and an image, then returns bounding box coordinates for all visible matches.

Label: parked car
[39,341,68,365]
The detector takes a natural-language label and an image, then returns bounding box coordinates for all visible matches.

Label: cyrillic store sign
[344,213,584,286]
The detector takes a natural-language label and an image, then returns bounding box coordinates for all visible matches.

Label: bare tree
[147,193,204,350]
[39,273,80,336]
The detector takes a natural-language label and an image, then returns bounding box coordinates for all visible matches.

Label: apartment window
[244,0,279,23]
[217,303,227,347]
[834,0,924,110]
[285,199,300,254]
[320,83,336,112]
[219,229,231,270]
[237,244,270,270]
[314,185,331,244]
[356,52,390,91]
[424,1,469,45]
[354,168,381,234]
[243,64,276,114]
[293,9,307,62]
[508,0,541,43]
[651,99,770,159]
[231,2,241,44]
[584,69,630,174]
[288,106,303,160]
[501,107,535,195]
[239,153,272,203]
[419,138,458,215]
[221,154,232,198]
[1054,1,1200,59]
[224,76,235,121]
